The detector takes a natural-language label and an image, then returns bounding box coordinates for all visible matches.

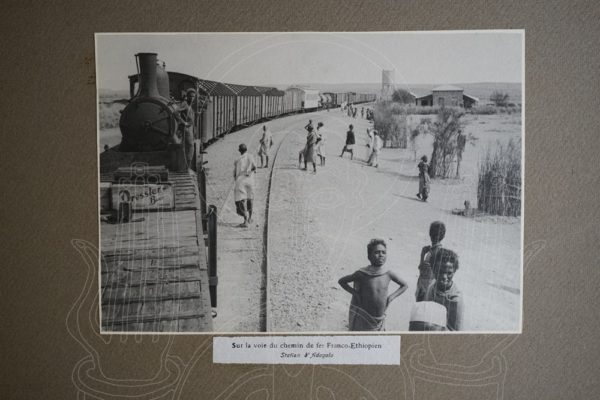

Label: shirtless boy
[338,239,408,331]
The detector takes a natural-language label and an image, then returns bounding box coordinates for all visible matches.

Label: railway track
[205,114,303,332]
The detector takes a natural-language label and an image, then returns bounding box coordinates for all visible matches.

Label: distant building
[415,85,479,108]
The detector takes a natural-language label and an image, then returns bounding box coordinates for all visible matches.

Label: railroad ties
[100,171,213,332]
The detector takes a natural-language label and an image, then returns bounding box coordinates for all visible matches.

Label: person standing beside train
[233,144,257,228]
[258,125,273,168]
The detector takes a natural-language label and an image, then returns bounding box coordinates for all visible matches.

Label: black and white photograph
[97,31,523,333]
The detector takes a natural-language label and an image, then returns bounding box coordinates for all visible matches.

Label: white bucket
[409,301,447,331]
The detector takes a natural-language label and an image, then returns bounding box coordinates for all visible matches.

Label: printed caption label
[213,336,400,365]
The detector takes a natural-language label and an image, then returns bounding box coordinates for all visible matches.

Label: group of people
[233,119,433,227]
[340,103,373,121]
[298,119,326,173]
[338,124,382,168]
[342,103,372,121]
[338,221,463,331]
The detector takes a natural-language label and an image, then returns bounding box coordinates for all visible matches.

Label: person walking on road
[301,125,319,173]
[366,128,375,164]
[340,124,356,160]
[368,130,383,168]
[233,143,257,227]
[258,125,273,168]
[417,155,431,201]
[315,122,326,166]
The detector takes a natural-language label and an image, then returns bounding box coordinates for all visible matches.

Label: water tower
[381,69,395,100]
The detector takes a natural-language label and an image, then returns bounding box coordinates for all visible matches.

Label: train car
[354,92,376,104]
[318,93,325,109]
[321,92,336,109]
[302,88,320,111]
[226,83,262,127]
[283,87,303,114]
[323,92,337,107]
[257,86,285,119]
[347,92,357,104]
[283,87,320,113]
[198,79,237,142]
[334,92,348,106]
[99,53,216,332]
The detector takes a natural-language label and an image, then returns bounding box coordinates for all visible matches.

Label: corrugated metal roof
[239,86,262,96]
[224,83,248,94]
[415,94,433,100]
[432,85,463,91]
[286,86,319,95]
[199,80,236,96]
[167,71,198,82]
[463,93,479,102]
[254,86,274,94]
[265,88,284,96]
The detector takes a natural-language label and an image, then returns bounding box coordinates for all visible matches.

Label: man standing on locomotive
[179,88,197,169]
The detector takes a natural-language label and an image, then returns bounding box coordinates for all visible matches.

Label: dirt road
[268,108,521,332]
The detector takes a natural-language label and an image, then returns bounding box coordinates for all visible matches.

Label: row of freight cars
[128,71,376,145]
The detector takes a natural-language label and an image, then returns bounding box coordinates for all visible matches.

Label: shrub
[99,102,125,130]
[391,89,415,104]
[428,108,468,178]
[470,105,497,115]
[477,138,522,216]
[374,102,408,148]
[490,91,510,107]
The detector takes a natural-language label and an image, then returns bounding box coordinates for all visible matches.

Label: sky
[96,31,523,91]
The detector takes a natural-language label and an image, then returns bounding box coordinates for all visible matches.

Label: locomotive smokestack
[136,53,160,98]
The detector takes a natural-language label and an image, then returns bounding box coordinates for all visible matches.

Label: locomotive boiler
[118,53,182,153]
